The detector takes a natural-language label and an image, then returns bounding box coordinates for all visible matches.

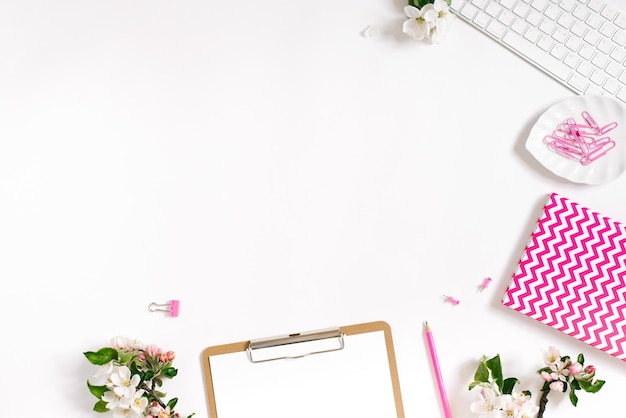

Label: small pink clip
[581,111,600,132]
[149,300,180,317]
[478,277,492,292]
[443,295,460,305]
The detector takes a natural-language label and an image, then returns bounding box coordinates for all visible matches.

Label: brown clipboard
[201,320,405,418]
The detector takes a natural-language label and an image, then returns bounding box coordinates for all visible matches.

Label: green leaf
[485,355,504,392]
[119,351,135,364]
[569,388,579,406]
[408,0,417,7]
[167,397,179,410]
[162,367,178,378]
[468,381,482,390]
[577,353,585,364]
[571,379,581,390]
[143,370,155,381]
[502,377,518,395]
[93,400,109,413]
[84,348,118,366]
[473,361,490,383]
[87,381,108,399]
[579,379,605,393]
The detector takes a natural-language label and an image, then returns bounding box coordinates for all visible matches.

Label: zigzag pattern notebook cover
[502,193,626,361]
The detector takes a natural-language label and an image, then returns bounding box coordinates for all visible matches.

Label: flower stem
[537,390,549,418]
[140,381,167,409]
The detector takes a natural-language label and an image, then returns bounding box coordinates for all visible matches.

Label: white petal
[404,5,422,18]
[421,4,438,22]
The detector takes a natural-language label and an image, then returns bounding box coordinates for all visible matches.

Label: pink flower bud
[549,381,564,392]
[541,371,553,382]
[166,351,175,361]
[569,362,583,376]
[146,344,162,357]
[160,353,168,363]
[138,352,146,361]
[584,365,596,375]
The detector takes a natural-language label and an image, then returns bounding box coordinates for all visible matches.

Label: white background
[1,0,625,417]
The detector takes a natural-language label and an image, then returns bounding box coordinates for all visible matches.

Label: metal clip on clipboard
[247,328,345,363]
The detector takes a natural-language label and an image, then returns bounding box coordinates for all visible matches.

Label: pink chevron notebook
[502,193,626,361]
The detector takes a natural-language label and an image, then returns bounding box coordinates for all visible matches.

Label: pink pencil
[424,321,453,418]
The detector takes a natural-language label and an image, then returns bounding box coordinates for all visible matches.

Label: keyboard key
[472,0,489,8]
[514,3,530,17]
[583,29,600,45]
[596,38,613,54]
[599,21,616,38]
[585,13,602,29]
[557,13,575,28]
[538,35,554,50]
[568,72,590,91]
[610,46,626,63]
[591,52,609,68]
[487,3,502,16]
[604,78,620,94]
[617,86,626,103]
[605,60,623,77]
[565,36,583,51]
[502,31,571,79]
[587,0,603,12]
[600,5,618,20]
[559,0,576,12]
[545,4,562,19]
[487,20,508,37]
[511,18,528,33]
[474,11,491,27]
[525,26,542,41]
[577,60,594,76]
[570,21,588,37]
[498,10,516,25]
[579,43,596,59]
[563,51,581,67]
[461,3,479,18]
[590,69,608,85]
[531,0,548,11]
[572,4,590,20]
[615,13,626,30]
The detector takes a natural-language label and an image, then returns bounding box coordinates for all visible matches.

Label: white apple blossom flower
[470,387,507,418]
[403,5,431,40]
[110,366,140,398]
[112,405,143,418]
[542,346,561,364]
[102,390,132,410]
[429,0,456,43]
[403,1,455,43]
[131,389,149,415]
[88,362,116,386]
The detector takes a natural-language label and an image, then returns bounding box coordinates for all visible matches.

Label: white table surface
[2,0,625,417]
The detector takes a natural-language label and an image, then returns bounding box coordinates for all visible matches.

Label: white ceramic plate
[526,95,626,185]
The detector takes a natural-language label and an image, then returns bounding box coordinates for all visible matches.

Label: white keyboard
[450,0,626,104]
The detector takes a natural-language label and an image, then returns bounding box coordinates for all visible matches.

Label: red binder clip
[148,300,180,317]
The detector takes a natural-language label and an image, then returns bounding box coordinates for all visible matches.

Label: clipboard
[201,321,405,418]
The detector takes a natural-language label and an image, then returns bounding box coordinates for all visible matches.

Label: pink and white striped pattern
[502,193,626,361]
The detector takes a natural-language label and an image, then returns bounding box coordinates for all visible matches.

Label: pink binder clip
[148,300,180,317]
[443,295,460,305]
[478,277,492,292]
